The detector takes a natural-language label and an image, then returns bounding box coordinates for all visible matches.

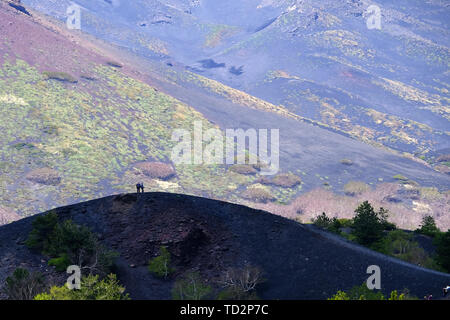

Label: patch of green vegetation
[0,57,306,216]
[204,24,239,48]
[25,211,117,275]
[393,174,408,181]
[229,164,258,175]
[12,142,35,150]
[435,230,450,273]
[3,268,46,300]
[352,202,392,247]
[419,187,442,200]
[328,284,417,300]
[42,71,77,83]
[148,246,175,278]
[34,274,129,300]
[268,173,302,188]
[48,254,71,272]
[415,215,441,237]
[375,230,438,270]
[315,203,445,271]
[343,181,371,196]
[312,212,341,234]
[241,185,276,203]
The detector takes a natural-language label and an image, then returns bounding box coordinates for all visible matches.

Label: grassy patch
[229,164,258,175]
[148,246,175,278]
[42,71,77,83]
[242,185,276,203]
[343,181,371,196]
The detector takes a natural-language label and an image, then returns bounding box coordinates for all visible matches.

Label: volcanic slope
[0,192,449,300]
[21,0,450,159]
[0,2,448,227]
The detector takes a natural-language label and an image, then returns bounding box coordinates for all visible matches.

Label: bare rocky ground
[0,192,449,300]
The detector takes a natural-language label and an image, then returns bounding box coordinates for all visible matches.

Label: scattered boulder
[25,168,61,186]
[135,162,176,180]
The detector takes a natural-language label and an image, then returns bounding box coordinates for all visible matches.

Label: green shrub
[25,211,59,251]
[34,274,129,300]
[48,254,71,272]
[337,218,353,228]
[393,174,408,181]
[241,187,276,203]
[270,173,302,188]
[328,284,416,300]
[435,230,450,273]
[172,272,212,300]
[415,215,441,237]
[328,290,350,300]
[43,71,77,83]
[148,246,175,278]
[135,162,176,180]
[26,212,117,275]
[329,284,385,300]
[352,201,388,247]
[312,213,341,234]
[3,268,46,300]
[45,219,96,258]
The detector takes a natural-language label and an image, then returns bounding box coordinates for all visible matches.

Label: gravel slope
[0,192,449,300]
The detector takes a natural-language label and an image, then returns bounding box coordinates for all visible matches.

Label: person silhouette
[141,182,145,193]
[443,286,450,297]
[136,183,141,193]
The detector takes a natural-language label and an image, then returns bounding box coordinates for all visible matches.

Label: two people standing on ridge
[136,182,145,193]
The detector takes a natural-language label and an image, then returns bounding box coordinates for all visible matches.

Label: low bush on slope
[34,274,129,300]
[328,284,418,300]
[25,211,117,274]
[2,268,46,300]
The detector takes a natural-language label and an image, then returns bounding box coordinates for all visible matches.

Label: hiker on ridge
[141,182,145,193]
[444,286,450,297]
[136,183,141,193]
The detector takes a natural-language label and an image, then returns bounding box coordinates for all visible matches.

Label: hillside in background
[0,192,449,300]
[22,0,450,158]
[0,1,448,231]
